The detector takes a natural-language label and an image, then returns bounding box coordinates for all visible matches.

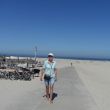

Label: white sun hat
[48,53,54,57]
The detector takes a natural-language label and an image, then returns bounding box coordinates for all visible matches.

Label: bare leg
[49,85,54,103]
[46,86,49,100]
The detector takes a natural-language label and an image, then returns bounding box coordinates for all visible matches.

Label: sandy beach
[74,60,110,110]
[0,0,110,109]
[0,58,110,110]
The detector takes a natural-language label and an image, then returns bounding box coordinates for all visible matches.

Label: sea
[0,53,110,61]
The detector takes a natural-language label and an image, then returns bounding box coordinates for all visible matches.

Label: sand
[74,60,110,110]
[0,58,110,110]
[0,77,45,110]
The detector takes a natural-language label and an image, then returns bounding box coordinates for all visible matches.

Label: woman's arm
[55,68,58,81]
[40,61,46,81]
[40,68,44,81]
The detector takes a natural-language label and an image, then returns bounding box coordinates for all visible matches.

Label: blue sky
[0,0,110,58]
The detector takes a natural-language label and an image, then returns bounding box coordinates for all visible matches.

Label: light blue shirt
[43,60,56,78]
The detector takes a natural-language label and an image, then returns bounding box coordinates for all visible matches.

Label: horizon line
[0,53,110,61]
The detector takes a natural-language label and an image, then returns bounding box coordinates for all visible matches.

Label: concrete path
[4,67,98,110]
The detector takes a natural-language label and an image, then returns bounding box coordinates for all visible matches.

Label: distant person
[40,53,57,104]
[71,62,72,67]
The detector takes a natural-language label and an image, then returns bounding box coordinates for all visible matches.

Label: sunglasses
[48,55,53,57]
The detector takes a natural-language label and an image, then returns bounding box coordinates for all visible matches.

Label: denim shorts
[44,77,56,86]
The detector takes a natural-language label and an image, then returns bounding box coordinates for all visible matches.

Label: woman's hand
[40,76,43,81]
[40,69,44,81]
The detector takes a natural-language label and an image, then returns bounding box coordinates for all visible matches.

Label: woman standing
[40,53,57,104]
